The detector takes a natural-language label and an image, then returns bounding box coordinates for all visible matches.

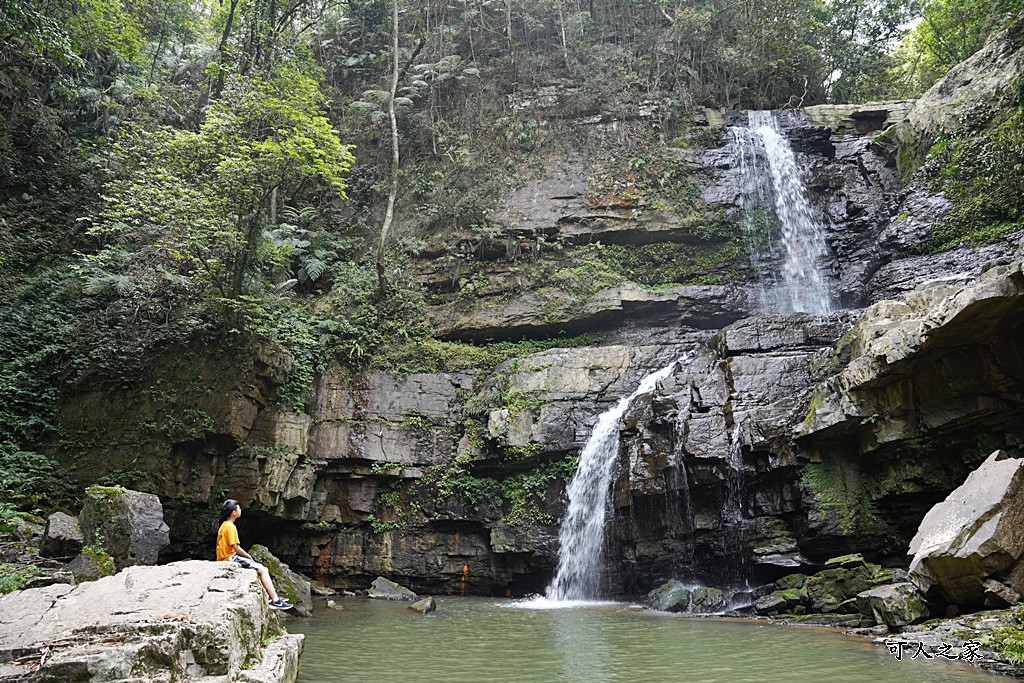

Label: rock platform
[0,561,302,682]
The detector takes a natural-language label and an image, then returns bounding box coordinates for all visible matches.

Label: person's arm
[232,543,253,560]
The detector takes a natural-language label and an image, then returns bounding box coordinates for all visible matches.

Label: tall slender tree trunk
[376,0,402,294]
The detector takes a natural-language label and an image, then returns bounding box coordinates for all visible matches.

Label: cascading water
[732,110,836,315]
[545,359,682,602]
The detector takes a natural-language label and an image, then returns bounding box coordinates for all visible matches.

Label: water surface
[289,597,998,683]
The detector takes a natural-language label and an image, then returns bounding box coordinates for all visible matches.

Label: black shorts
[229,554,267,571]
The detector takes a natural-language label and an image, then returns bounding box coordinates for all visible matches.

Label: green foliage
[980,608,1024,665]
[0,502,35,534]
[891,0,1023,95]
[919,107,1024,251]
[90,66,354,302]
[423,457,501,507]
[0,563,42,594]
[0,446,77,507]
[501,455,577,526]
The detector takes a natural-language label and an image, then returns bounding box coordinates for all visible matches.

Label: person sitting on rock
[218,499,293,611]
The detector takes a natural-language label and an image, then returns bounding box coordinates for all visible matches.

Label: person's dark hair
[220,499,239,522]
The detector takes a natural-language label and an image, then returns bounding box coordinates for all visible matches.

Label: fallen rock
[754,593,788,615]
[0,560,302,682]
[409,597,436,614]
[368,576,417,600]
[856,582,930,628]
[79,486,170,570]
[909,451,1024,607]
[801,565,880,614]
[647,579,692,612]
[67,548,115,583]
[983,579,1021,609]
[689,586,727,613]
[21,571,74,590]
[250,544,313,617]
[40,512,84,559]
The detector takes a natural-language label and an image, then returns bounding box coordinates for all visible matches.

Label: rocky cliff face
[50,22,1024,598]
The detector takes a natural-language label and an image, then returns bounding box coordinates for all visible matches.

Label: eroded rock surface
[0,561,302,682]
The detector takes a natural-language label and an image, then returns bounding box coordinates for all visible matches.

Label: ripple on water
[288,597,1003,683]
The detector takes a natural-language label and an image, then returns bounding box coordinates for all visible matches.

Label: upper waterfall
[732,110,837,315]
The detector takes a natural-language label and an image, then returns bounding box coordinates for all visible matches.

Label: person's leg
[256,567,280,602]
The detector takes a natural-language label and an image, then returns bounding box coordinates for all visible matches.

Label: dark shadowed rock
[983,579,1021,609]
[855,582,929,628]
[408,597,436,613]
[368,576,417,600]
[251,544,313,617]
[67,548,115,583]
[909,451,1024,608]
[40,512,84,559]
[79,486,170,570]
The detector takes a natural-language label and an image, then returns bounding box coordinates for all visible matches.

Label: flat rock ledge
[0,560,303,683]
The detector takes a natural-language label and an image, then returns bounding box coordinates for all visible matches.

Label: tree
[90,66,354,302]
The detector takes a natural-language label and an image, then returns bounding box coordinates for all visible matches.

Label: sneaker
[268,598,293,610]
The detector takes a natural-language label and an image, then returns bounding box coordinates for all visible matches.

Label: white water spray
[734,111,836,314]
[545,359,682,602]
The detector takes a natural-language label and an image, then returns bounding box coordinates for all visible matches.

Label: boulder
[801,566,880,614]
[647,579,692,612]
[855,582,930,628]
[0,561,302,682]
[250,544,313,617]
[40,512,84,559]
[689,586,727,613]
[754,593,788,615]
[408,597,436,614]
[368,576,417,601]
[67,547,115,583]
[908,451,1024,607]
[79,486,170,570]
[983,579,1021,609]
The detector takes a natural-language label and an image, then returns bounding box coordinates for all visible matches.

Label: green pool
[287,597,1000,682]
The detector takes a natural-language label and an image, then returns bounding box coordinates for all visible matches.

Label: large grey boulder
[908,451,1024,607]
[855,582,930,628]
[0,561,302,682]
[79,486,170,570]
[250,544,313,617]
[367,576,417,600]
[39,512,84,558]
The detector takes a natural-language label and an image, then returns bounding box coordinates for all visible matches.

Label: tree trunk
[376,0,402,294]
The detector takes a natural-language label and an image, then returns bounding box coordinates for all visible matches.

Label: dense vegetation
[0,0,1021,512]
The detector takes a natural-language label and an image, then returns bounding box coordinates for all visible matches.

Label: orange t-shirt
[217,520,240,561]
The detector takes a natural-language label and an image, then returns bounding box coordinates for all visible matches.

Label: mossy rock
[249,544,312,616]
[801,566,876,613]
[824,553,871,570]
[68,546,116,583]
[648,579,692,612]
[774,573,808,591]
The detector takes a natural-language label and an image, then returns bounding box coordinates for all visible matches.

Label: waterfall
[546,359,681,602]
[733,110,836,315]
